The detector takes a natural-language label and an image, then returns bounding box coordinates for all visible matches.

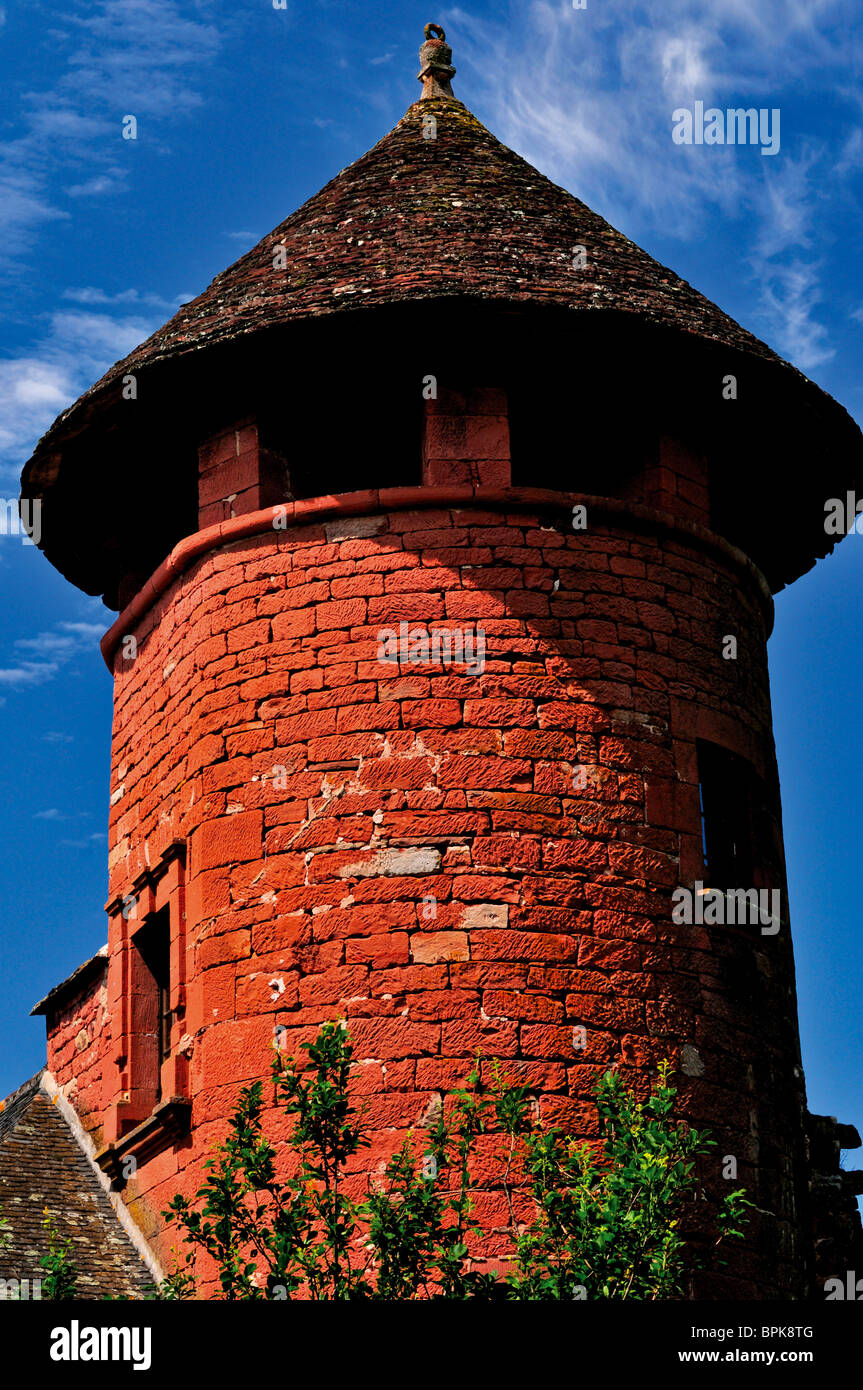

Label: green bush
[161,1021,749,1300]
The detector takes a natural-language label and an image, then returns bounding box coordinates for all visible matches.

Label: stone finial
[418,22,456,99]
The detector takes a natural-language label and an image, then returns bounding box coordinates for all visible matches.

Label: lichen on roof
[0,1074,153,1299]
[24,86,798,463]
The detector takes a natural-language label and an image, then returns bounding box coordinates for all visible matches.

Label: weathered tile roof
[17,57,863,607]
[0,1074,153,1300]
[26,95,805,462]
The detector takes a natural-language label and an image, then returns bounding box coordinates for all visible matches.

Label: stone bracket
[95,1096,192,1187]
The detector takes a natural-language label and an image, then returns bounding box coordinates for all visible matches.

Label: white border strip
[39,1069,165,1289]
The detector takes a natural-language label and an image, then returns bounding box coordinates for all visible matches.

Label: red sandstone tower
[21,27,863,1298]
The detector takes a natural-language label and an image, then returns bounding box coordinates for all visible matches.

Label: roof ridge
[0,1071,44,1141]
[0,1070,43,1112]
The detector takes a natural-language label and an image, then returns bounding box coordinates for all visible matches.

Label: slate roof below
[0,1074,153,1300]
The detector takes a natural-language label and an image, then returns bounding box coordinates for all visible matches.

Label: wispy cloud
[759,260,834,369]
[33,808,102,846]
[0,307,162,481]
[1,2,224,473]
[61,0,221,119]
[66,171,129,199]
[449,0,860,375]
[0,168,68,260]
[1,0,222,269]
[16,620,104,656]
[747,148,835,369]
[62,286,179,309]
[0,620,104,691]
[0,660,59,688]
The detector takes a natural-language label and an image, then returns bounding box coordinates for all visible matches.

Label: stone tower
[22,26,863,1298]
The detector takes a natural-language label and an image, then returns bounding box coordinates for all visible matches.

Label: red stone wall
[629,436,710,526]
[422,386,511,487]
[44,964,111,1141]
[77,491,808,1296]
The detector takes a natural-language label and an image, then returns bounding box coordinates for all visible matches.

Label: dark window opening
[506,358,657,495]
[696,740,757,889]
[133,908,171,1103]
[264,364,424,500]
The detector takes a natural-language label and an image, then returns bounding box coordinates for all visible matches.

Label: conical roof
[18,32,863,605]
[30,97,798,453]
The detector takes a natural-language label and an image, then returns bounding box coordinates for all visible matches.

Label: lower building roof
[0,1073,155,1300]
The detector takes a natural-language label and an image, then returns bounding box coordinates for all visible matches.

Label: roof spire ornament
[418,23,456,99]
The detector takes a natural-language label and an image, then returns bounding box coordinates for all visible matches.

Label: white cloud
[758,259,835,370]
[448,0,858,375]
[16,633,87,656]
[0,356,77,467]
[751,150,819,261]
[0,169,68,258]
[23,106,108,144]
[0,306,162,481]
[10,367,71,411]
[0,619,105,694]
[62,0,221,119]
[49,310,155,357]
[660,34,714,96]
[0,3,222,480]
[34,808,97,839]
[66,172,129,198]
[447,3,745,236]
[58,621,104,637]
[0,660,59,687]
[745,151,834,370]
[1,0,222,267]
[16,621,104,656]
[835,125,863,177]
[62,286,178,308]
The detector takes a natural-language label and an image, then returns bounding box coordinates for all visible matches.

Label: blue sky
[1,0,861,1164]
